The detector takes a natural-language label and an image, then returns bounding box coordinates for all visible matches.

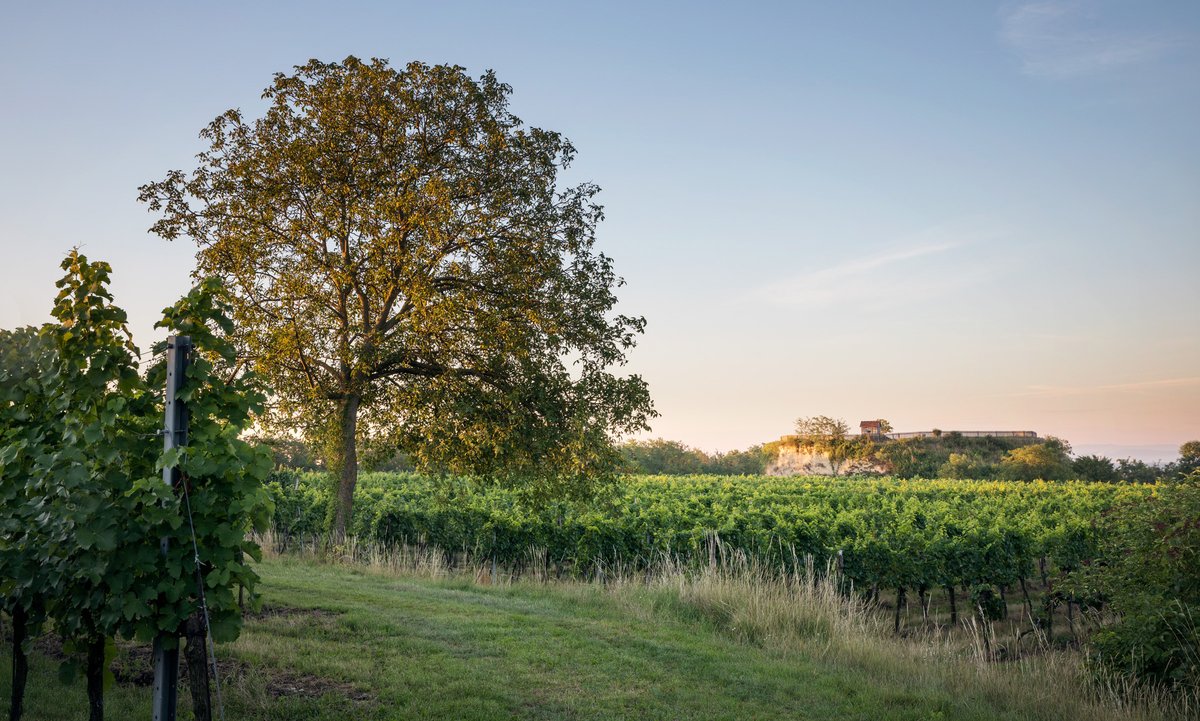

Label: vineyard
[0,255,272,721]
[268,472,1158,630]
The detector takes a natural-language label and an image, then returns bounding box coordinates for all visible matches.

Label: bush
[1000,441,1073,481]
[1069,481,1200,688]
[937,453,995,480]
[1116,458,1165,484]
[1073,455,1120,483]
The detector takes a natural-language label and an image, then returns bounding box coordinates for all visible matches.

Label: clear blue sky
[2,1,1197,461]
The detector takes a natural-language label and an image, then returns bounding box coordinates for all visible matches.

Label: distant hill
[767,432,1050,479]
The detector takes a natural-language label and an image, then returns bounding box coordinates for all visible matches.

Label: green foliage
[875,437,942,478]
[1072,455,1121,483]
[145,277,275,642]
[937,453,996,480]
[0,326,59,639]
[0,253,273,715]
[706,445,773,475]
[794,416,851,438]
[1173,441,1200,479]
[37,251,160,654]
[1068,481,1200,688]
[969,584,1006,622]
[875,435,1036,479]
[999,440,1074,481]
[618,439,770,475]
[1115,458,1167,484]
[620,438,706,475]
[140,56,654,535]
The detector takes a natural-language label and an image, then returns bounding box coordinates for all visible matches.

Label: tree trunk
[1019,577,1034,623]
[894,587,905,633]
[946,585,957,625]
[1043,596,1054,640]
[185,612,212,721]
[331,394,361,540]
[919,586,930,622]
[86,635,105,721]
[10,605,28,721]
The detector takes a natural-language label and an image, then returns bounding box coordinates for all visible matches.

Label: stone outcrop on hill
[764,446,887,476]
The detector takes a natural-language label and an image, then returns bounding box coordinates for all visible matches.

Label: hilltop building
[860,420,885,437]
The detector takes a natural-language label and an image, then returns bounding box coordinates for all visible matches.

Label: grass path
[1,557,1074,720]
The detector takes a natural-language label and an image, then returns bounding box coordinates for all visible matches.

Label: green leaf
[208,612,242,643]
[158,446,183,471]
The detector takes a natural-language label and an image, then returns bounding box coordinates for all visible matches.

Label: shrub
[1070,481,1200,688]
[1073,455,1121,483]
[1000,441,1073,481]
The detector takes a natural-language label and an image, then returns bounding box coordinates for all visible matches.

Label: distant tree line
[886,436,1198,483]
[617,438,773,475]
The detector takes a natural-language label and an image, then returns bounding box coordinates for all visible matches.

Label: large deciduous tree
[140,57,654,536]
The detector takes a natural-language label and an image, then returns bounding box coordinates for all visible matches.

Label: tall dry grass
[639,554,1192,721]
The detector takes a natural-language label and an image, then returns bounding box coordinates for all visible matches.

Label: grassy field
[0,554,1187,721]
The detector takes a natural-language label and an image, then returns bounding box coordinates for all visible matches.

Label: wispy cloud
[999,1,1176,79]
[1016,376,1200,398]
[753,227,994,309]
[802,240,963,280]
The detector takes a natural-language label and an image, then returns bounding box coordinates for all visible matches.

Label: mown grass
[1,553,1192,720]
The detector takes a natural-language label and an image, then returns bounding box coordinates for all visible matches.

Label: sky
[1,1,1197,462]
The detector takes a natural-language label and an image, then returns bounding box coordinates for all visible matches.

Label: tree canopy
[999,439,1073,481]
[1177,440,1200,478]
[1072,454,1120,483]
[140,57,654,535]
[793,415,854,474]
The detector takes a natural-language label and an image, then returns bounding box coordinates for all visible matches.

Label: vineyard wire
[181,470,226,721]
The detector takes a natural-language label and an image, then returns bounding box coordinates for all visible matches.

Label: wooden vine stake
[152,335,190,721]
